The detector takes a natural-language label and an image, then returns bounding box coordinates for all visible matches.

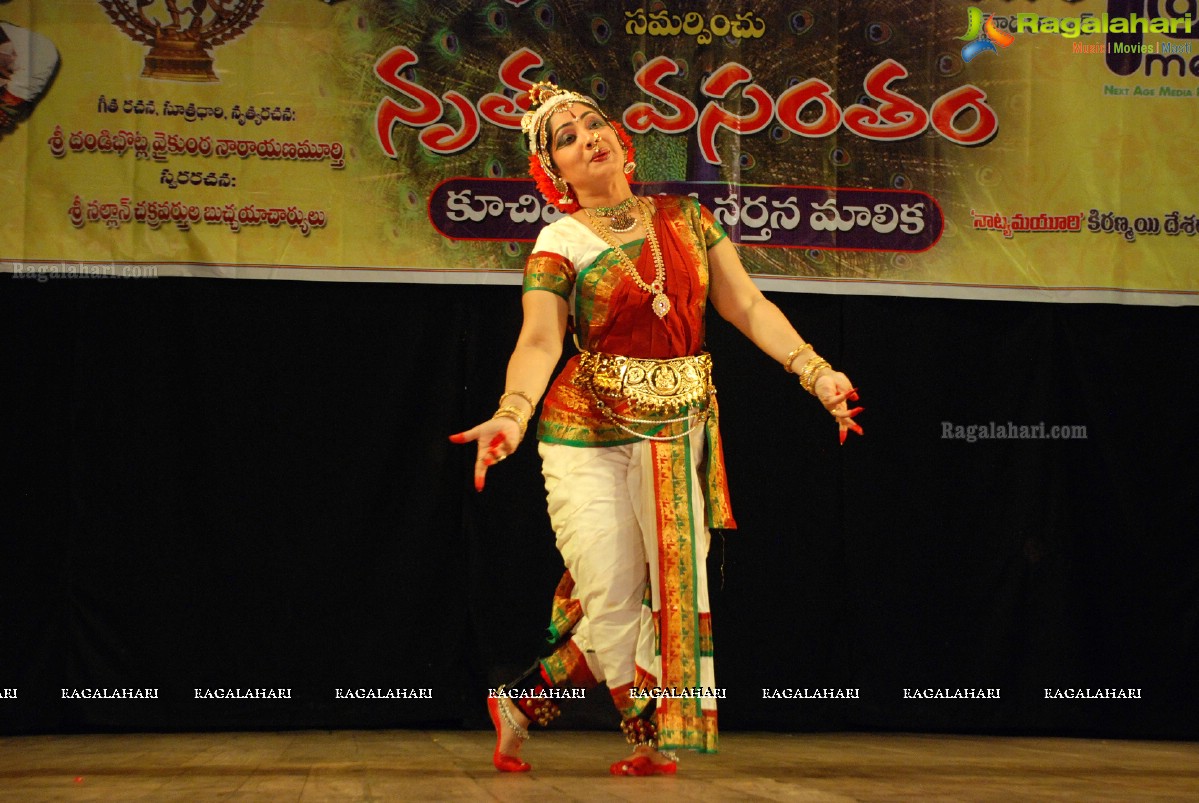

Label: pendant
[652,292,671,318]
[609,210,636,233]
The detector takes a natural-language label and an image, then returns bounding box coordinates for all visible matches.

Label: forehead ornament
[520,81,601,173]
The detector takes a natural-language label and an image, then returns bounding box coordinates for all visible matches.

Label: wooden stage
[0,730,1195,801]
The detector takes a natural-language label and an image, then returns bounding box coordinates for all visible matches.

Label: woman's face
[546,103,620,189]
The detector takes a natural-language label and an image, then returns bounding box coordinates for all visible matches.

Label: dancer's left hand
[814,371,864,445]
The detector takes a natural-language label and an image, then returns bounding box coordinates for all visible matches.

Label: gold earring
[552,175,571,205]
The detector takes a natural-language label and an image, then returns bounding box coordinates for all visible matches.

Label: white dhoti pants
[538,423,719,752]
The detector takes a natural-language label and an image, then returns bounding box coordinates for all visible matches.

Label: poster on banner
[0,0,1195,304]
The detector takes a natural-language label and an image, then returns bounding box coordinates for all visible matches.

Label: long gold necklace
[584,198,670,319]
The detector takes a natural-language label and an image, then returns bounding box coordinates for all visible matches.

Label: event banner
[1,0,1196,303]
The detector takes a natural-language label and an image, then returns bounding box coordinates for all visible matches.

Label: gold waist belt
[576,350,714,417]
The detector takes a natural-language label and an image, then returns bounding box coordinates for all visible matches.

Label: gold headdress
[520,81,601,170]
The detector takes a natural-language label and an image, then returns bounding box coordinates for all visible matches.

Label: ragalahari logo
[959,7,1015,62]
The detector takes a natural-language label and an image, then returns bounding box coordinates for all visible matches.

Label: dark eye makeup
[553,111,603,150]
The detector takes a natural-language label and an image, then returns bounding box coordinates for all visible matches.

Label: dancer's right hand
[449,417,524,492]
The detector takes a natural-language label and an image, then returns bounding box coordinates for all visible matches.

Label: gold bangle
[800,359,829,395]
[803,362,831,395]
[798,357,832,395]
[493,405,527,424]
[499,390,536,411]
[492,405,529,436]
[796,355,822,385]
[782,343,813,373]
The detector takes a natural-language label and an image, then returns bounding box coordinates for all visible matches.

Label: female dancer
[451,82,863,776]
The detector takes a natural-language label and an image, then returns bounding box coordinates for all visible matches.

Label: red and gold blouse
[523,195,727,447]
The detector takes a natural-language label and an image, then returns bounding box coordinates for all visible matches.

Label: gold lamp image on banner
[98,0,265,82]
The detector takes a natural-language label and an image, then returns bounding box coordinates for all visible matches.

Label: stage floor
[0,730,1195,801]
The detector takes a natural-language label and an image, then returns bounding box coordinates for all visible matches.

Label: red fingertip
[839,428,847,445]
[849,391,860,401]
[449,433,467,443]
[475,476,485,492]
[848,407,865,417]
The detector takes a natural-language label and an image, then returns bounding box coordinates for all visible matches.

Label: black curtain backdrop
[3,275,1197,738]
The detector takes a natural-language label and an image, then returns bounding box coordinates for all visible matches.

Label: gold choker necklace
[589,196,638,233]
